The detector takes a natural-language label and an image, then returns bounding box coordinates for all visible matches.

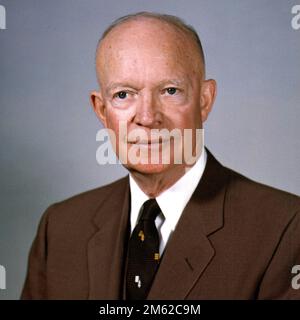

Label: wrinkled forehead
[96,19,203,86]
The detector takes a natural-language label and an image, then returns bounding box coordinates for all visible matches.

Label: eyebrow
[105,82,136,95]
[157,79,186,87]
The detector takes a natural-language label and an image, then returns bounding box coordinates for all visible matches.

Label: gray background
[0,0,299,299]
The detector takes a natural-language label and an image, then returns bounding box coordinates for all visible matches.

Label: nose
[133,91,162,128]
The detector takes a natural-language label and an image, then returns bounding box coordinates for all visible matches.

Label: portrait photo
[0,0,299,301]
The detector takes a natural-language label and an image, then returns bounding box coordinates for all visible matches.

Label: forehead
[96,19,201,85]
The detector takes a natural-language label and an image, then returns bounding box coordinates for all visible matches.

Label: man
[21,12,300,300]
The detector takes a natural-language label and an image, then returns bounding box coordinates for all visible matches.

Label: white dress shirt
[129,147,207,255]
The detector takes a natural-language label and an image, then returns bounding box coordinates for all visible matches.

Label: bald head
[95,12,206,86]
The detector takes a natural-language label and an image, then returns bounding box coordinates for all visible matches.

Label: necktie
[126,198,161,300]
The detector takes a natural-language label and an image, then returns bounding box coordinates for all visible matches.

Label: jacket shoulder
[225,167,300,220]
[43,175,129,225]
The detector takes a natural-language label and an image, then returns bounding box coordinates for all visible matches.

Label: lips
[127,137,168,145]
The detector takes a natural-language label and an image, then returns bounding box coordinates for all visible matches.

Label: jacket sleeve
[20,205,55,300]
[258,211,300,299]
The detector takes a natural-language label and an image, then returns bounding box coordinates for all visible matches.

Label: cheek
[162,90,201,129]
[105,106,135,129]
[167,105,200,130]
[105,109,133,148]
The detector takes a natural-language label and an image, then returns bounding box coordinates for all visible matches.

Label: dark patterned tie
[126,198,161,300]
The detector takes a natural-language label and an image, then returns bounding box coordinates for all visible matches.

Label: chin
[124,162,173,175]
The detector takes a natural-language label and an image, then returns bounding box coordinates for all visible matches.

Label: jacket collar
[87,176,130,299]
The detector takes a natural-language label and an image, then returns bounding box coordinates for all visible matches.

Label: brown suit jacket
[21,149,300,299]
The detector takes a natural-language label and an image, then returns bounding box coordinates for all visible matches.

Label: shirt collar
[129,147,207,232]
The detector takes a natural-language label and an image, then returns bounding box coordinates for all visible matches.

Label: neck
[128,146,204,197]
[129,164,188,197]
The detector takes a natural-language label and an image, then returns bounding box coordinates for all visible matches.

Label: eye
[166,87,177,95]
[114,91,128,99]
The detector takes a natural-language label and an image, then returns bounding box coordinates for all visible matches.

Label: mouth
[127,138,169,146]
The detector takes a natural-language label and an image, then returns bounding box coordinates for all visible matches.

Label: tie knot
[139,199,161,222]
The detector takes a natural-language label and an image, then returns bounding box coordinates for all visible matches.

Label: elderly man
[21,12,300,300]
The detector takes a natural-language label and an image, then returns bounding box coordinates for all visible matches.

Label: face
[91,19,216,175]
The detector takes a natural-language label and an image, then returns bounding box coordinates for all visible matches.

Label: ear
[90,90,107,127]
[200,79,217,123]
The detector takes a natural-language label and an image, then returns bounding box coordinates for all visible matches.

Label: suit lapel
[87,177,130,299]
[147,150,229,299]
